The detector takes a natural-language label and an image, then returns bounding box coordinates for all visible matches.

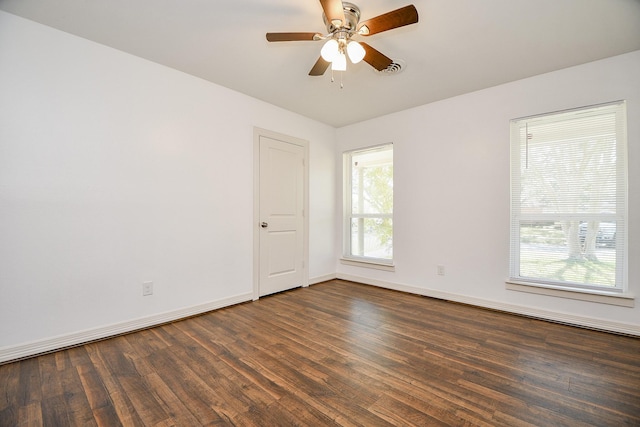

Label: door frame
[253,127,309,300]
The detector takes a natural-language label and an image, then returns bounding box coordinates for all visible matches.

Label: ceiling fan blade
[309,57,331,76]
[266,32,321,42]
[360,42,393,71]
[319,0,346,27]
[357,5,419,36]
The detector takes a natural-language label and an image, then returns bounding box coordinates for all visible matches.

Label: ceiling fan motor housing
[323,2,361,34]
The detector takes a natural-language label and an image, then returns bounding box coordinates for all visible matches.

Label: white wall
[336,50,640,332]
[0,11,336,357]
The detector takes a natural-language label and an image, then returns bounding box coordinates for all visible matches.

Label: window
[344,144,393,264]
[509,101,627,293]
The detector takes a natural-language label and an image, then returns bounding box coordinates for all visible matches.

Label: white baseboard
[3,274,638,364]
[0,292,253,364]
[336,273,640,337]
[309,273,337,285]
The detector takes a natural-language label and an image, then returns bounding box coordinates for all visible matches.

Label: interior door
[258,135,305,297]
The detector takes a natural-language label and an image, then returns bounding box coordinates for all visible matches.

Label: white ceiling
[2,0,640,127]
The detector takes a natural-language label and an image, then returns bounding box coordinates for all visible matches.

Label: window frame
[343,143,394,266]
[508,101,628,296]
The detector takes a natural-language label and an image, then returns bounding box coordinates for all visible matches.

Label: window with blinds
[509,101,627,292]
[344,144,393,263]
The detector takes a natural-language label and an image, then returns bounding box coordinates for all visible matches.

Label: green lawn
[520,224,616,287]
[520,253,615,287]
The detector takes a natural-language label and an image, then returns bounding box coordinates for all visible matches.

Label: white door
[258,135,305,297]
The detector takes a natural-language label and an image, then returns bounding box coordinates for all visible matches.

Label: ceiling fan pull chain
[340,71,344,89]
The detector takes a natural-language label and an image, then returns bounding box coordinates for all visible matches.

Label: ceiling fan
[266,0,419,77]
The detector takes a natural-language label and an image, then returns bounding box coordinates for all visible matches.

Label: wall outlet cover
[143,281,153,296]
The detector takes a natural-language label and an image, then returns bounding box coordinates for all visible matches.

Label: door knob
[261,222,268,228]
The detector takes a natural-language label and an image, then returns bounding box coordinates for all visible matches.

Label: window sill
[506,281,634,307]
[340,258,395,272]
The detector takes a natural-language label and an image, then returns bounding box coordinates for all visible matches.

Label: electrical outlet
[142,281,153,296]
[437,265,445,276]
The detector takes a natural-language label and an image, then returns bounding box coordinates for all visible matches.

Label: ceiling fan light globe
[321,39,339,62]
[347,41,365,64]
[331,52,347,71]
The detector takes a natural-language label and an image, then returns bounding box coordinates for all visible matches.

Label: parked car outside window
[579,222,616,248]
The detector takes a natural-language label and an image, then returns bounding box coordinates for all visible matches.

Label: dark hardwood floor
[1,279,639,426]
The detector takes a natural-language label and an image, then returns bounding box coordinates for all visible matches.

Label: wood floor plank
[105,390,145,427]
[271,395,338,426]
[16,356,42,408]
[84,344,145,426]
[38,353,65,400]
[60,363,98,427]
[116,375,170,425]
[1,280,639,426]
[368,393,451,426]
[142,371,202,426]
[0,359,20,426]
[17,401,43,426]
[168,324,279,411]
[76,363,113,415]
[124,328,171,360]
[40,394,72,426]
[144,348,234,425]
[95,336,172,425]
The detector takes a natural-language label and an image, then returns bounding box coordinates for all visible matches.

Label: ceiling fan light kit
[266,0,418,85]
[321,38,365,64]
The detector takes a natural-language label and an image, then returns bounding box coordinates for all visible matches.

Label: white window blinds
[509,101,627,291]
